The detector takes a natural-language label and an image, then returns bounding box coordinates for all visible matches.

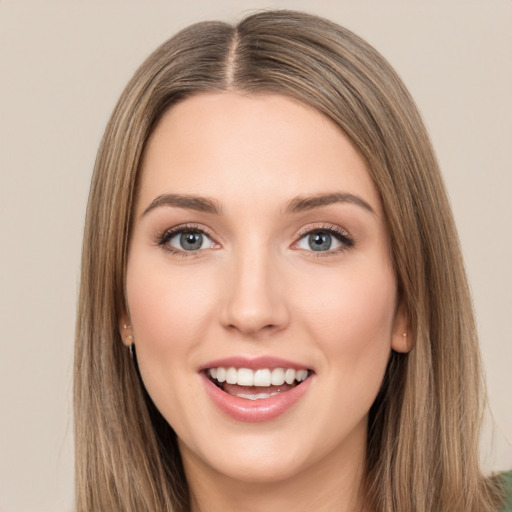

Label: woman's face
[123,93,407,485]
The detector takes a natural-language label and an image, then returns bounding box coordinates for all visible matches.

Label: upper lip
[199,356,312,372]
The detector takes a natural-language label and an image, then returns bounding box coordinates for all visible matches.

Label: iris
[308,232,332,251]
[180,232,203,251]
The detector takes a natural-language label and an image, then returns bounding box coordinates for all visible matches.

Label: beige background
[1,1,511,510]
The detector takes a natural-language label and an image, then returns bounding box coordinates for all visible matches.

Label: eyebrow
[141,191,375,218]
[142,194,222,216]
[285,193,375,215]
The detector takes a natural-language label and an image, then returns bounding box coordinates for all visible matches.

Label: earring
[125,335,136,361]
[124,332,133,352]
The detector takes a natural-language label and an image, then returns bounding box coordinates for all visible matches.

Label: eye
[158,226,217,254]
[295,227,354,253]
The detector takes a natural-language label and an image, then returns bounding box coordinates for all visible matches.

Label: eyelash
[155,223,354,257]
[294,224,354,258]
[155,224,216,257]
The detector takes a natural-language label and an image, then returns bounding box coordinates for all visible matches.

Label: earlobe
[392,331,412,353]
[119,315,133,347]
[391,301,413,353]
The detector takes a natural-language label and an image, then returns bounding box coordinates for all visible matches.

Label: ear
[119,313,133,347]
[391,300,413,353]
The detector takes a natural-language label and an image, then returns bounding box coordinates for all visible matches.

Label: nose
[219,246,290,336]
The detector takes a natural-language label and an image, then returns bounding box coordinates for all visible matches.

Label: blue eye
[296,228,353,253]
[309,232,335,251]
[176,232,205,251]
[160,227,216,253]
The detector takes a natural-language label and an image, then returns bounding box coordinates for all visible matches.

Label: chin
[178,427,314,482]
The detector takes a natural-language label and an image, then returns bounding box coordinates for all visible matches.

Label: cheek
[124,255,223,430]
[300,264,397,434]
[298,264,397,365]
[125,255,218,365]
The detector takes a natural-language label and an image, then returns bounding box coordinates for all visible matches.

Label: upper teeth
[208,367,308,387]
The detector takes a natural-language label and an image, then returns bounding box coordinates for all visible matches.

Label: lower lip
[202,373,313,423]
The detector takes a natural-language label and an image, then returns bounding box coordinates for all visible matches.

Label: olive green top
[500,471,512,511]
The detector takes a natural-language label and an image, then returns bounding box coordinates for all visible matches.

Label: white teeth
[225,367,238,384]
[253,369,271,387]
[296,369,308,382]
[237,368,254,386]
[270,368,285,386]
[207,366,309,387]
[236,391,280,400]
[216,367,226,383]
[284,368,296,384]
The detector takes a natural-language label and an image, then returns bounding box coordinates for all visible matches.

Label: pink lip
[199,356,311,371]
[201,371,314,424]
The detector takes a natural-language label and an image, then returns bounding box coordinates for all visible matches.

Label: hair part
[75,10,503,511]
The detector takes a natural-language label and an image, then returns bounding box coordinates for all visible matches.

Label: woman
[74,9,510,512]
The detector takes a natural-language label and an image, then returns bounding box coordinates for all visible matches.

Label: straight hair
[75,10,503,511]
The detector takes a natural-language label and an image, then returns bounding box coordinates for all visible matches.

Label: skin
[121,92,410,512]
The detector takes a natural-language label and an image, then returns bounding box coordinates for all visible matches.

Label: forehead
[137,92,381,216]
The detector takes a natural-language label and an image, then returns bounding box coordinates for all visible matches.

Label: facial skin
[122,93,409,512]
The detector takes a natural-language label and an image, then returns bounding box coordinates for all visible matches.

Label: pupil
[180,232,202,250]
[309,232,331,251]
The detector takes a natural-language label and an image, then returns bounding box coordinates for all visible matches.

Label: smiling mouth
[206,367,312,400]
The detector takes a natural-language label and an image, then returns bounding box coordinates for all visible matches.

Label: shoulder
[499,471,512,511]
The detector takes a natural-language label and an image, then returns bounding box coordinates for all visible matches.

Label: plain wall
[0,1,510,510]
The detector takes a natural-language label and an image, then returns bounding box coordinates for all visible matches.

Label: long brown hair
[75,10,502,511]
